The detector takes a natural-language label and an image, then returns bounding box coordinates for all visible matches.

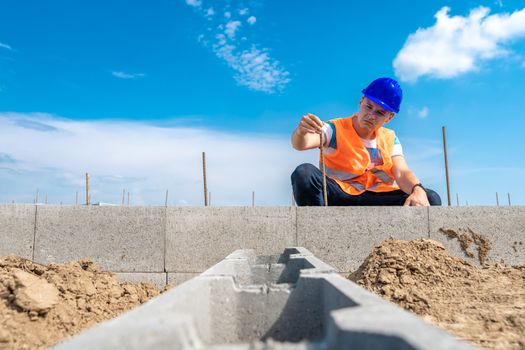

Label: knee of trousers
[426,189,442,206]
[291,163,318,189]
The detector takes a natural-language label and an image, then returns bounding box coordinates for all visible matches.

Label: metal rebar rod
[165,190,169,207]
[508,193,511,206]
[320,133,328,206]
[496,192,499,206]
[86,173,90,205]
[127,192,130,206]
[456,193,459,206]
[442,126,451,206]
[202,152,208,206]
[252,191,255,207]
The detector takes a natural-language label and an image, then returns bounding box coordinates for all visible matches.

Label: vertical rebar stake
[496,192,499,206]
[165,190,169,207]
[75,191,78,205]
[202,152,208,206]
[85,173,90,206]
[442,126,451,206]
[508,193,511,206]
[320,132,328,206]
[252,191,255,207]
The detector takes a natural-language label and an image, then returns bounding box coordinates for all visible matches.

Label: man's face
[356,97,395,132]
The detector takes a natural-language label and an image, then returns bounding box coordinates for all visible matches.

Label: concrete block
[296,207,429,272]
[54,247,473,350]
[115,273,167,289]
[429,206,525,266]
[0,204,35,259]
[34,205,165,272]
[167,272,199,287]
[165,207,296,272]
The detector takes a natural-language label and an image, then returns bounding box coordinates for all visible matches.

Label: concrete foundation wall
[1,205,524,287]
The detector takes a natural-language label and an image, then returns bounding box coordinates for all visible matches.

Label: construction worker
[291,77,441,206]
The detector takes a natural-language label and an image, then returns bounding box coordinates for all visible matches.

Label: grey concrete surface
[167,272,199,287]
[0,204,35,259]
[34,205,165,272]
[54,247,474,350]
[55,248,472,350]
[296,207,429,272]
[429,206,525,266]
[1,205,524,276]
[115,273,167,289]
[165,207,296,272]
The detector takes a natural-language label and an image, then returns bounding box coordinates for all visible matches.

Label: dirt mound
[439,227,491,265]
[349,238,525,350]
[0,255,163,350]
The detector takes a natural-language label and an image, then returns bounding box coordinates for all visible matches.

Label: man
[291,77,441,206]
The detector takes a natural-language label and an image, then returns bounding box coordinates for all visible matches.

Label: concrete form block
[34,205,165,272]
[296,207,429,272]
[165,207,296,272]
[115,273,167,289]
[167,272,199,287]
[54,247,474,350]
[0,204,35,259]
[429,206,525,266]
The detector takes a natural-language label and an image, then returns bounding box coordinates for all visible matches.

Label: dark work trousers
[291,163,442,206]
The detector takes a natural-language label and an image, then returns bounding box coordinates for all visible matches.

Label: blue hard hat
[361,77,403,114]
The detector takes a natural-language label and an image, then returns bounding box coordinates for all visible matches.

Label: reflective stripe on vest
[321,163,359,181]
[370,168,395,185]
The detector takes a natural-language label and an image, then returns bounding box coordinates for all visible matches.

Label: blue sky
[1,0,524,205]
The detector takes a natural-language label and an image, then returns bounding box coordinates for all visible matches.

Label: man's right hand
[292,113,326,150]
[296,113,324,136]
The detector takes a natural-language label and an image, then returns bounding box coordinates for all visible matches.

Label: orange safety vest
[321,115,400,195]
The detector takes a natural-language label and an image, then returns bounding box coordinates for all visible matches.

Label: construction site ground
[0,238,524,350]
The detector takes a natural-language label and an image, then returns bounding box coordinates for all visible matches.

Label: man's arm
[391,156,430,206]
[291,113,325,150]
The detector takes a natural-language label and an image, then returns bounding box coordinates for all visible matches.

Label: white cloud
[225,21,242,39]
[0,113,313,205]
[0,42,12,50]
[205,7,214,17]
[394,6,525,82]
[213,42,290,93]
[111,71,146,79]
[185,0,202,8]
[418,106,429,118]
[184,0,290,93]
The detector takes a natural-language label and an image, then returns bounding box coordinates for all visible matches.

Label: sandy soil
[0,256,162,350]
[349,237,525,350]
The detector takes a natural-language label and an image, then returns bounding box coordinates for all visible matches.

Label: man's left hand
[403,186,430,206]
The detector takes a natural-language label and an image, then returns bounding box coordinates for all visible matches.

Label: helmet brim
[362,91,399,114]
